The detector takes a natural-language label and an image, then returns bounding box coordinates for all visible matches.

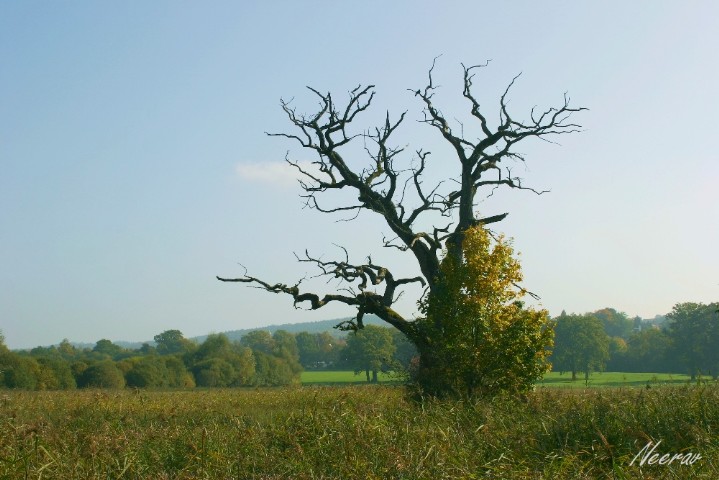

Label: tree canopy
[343,325,396,383]
[418,225,553,396]
[667,302,719,379]
[551,313,609,382]
[154,330,195,356]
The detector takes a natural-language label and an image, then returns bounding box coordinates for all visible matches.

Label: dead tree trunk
[218,59,585,394]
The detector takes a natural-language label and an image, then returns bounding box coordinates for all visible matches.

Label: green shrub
[78,360,125,388]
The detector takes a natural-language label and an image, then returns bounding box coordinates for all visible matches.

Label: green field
[300,370,399,384]
[540,371,695,387]
[2,384,718,478]
[301,370,697,387]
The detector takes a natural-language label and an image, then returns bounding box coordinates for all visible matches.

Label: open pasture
[539,371,695,388]
[300,370,399,385]
[2,384,719,479]
[300,370,696,388]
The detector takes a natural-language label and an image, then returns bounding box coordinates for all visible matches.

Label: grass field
[2,383,718,478]
[301,370,697,387]
[300,370,399,384]
[541,371,695,387]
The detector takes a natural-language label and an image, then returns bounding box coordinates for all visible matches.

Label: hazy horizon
[10,310,669,351]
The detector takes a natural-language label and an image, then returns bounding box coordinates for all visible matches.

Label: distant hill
[66,340,147,351]
[18,313,668,352]
[192,315,386,343]
[22,315,387,352]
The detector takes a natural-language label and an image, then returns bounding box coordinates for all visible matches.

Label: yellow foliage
[419,225,553,397]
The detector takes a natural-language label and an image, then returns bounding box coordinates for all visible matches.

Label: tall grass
[1,385,717,478]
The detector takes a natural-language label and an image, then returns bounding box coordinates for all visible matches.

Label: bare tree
[218,60,585,392]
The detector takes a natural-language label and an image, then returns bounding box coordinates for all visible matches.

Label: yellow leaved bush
[418,225,554,397]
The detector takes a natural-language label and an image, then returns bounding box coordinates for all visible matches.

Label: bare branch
[224,60,585,342]
[217,253,424,339]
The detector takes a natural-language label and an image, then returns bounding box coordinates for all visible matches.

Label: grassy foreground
[2,385,718,479]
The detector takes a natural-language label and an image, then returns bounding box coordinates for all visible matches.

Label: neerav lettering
[630,440,702,467]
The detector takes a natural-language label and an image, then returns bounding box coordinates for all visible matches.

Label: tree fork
[219,60,585,393]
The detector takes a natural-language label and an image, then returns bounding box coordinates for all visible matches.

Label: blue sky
[2,2,717,349]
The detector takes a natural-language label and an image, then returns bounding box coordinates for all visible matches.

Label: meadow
[301,371,696,388]
[2,381,719,479]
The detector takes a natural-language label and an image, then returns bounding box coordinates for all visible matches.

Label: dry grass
[1,385,718,478]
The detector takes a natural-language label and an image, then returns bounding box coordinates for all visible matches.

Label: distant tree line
[551,302,719,382]
[0,329,302,390]
[2,300,716,390]
[0,325,416,390]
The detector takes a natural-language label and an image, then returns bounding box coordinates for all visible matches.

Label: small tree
[240,331,275,355]
[622,328,673,373]
[391,329,418,371]
[295,332,319,368]
[272,330,303,377]
[296,331,341,369]
[343,325,396,383]
[552,313,609,382]
[37,357,76,390]
[57,339,77,359]
[240,331,301,386]
[154,330,195,356]
[667,302,719,379]
[190,334,256,387]
[193,358,236,387]
[0,354,40,389]
[92,339,125,360]
[79,360,126,389]
[593,308,634,339]
[417,225,553,397]
[605,336,629,371]
[125,356,170,388]
[164,356,196,388]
